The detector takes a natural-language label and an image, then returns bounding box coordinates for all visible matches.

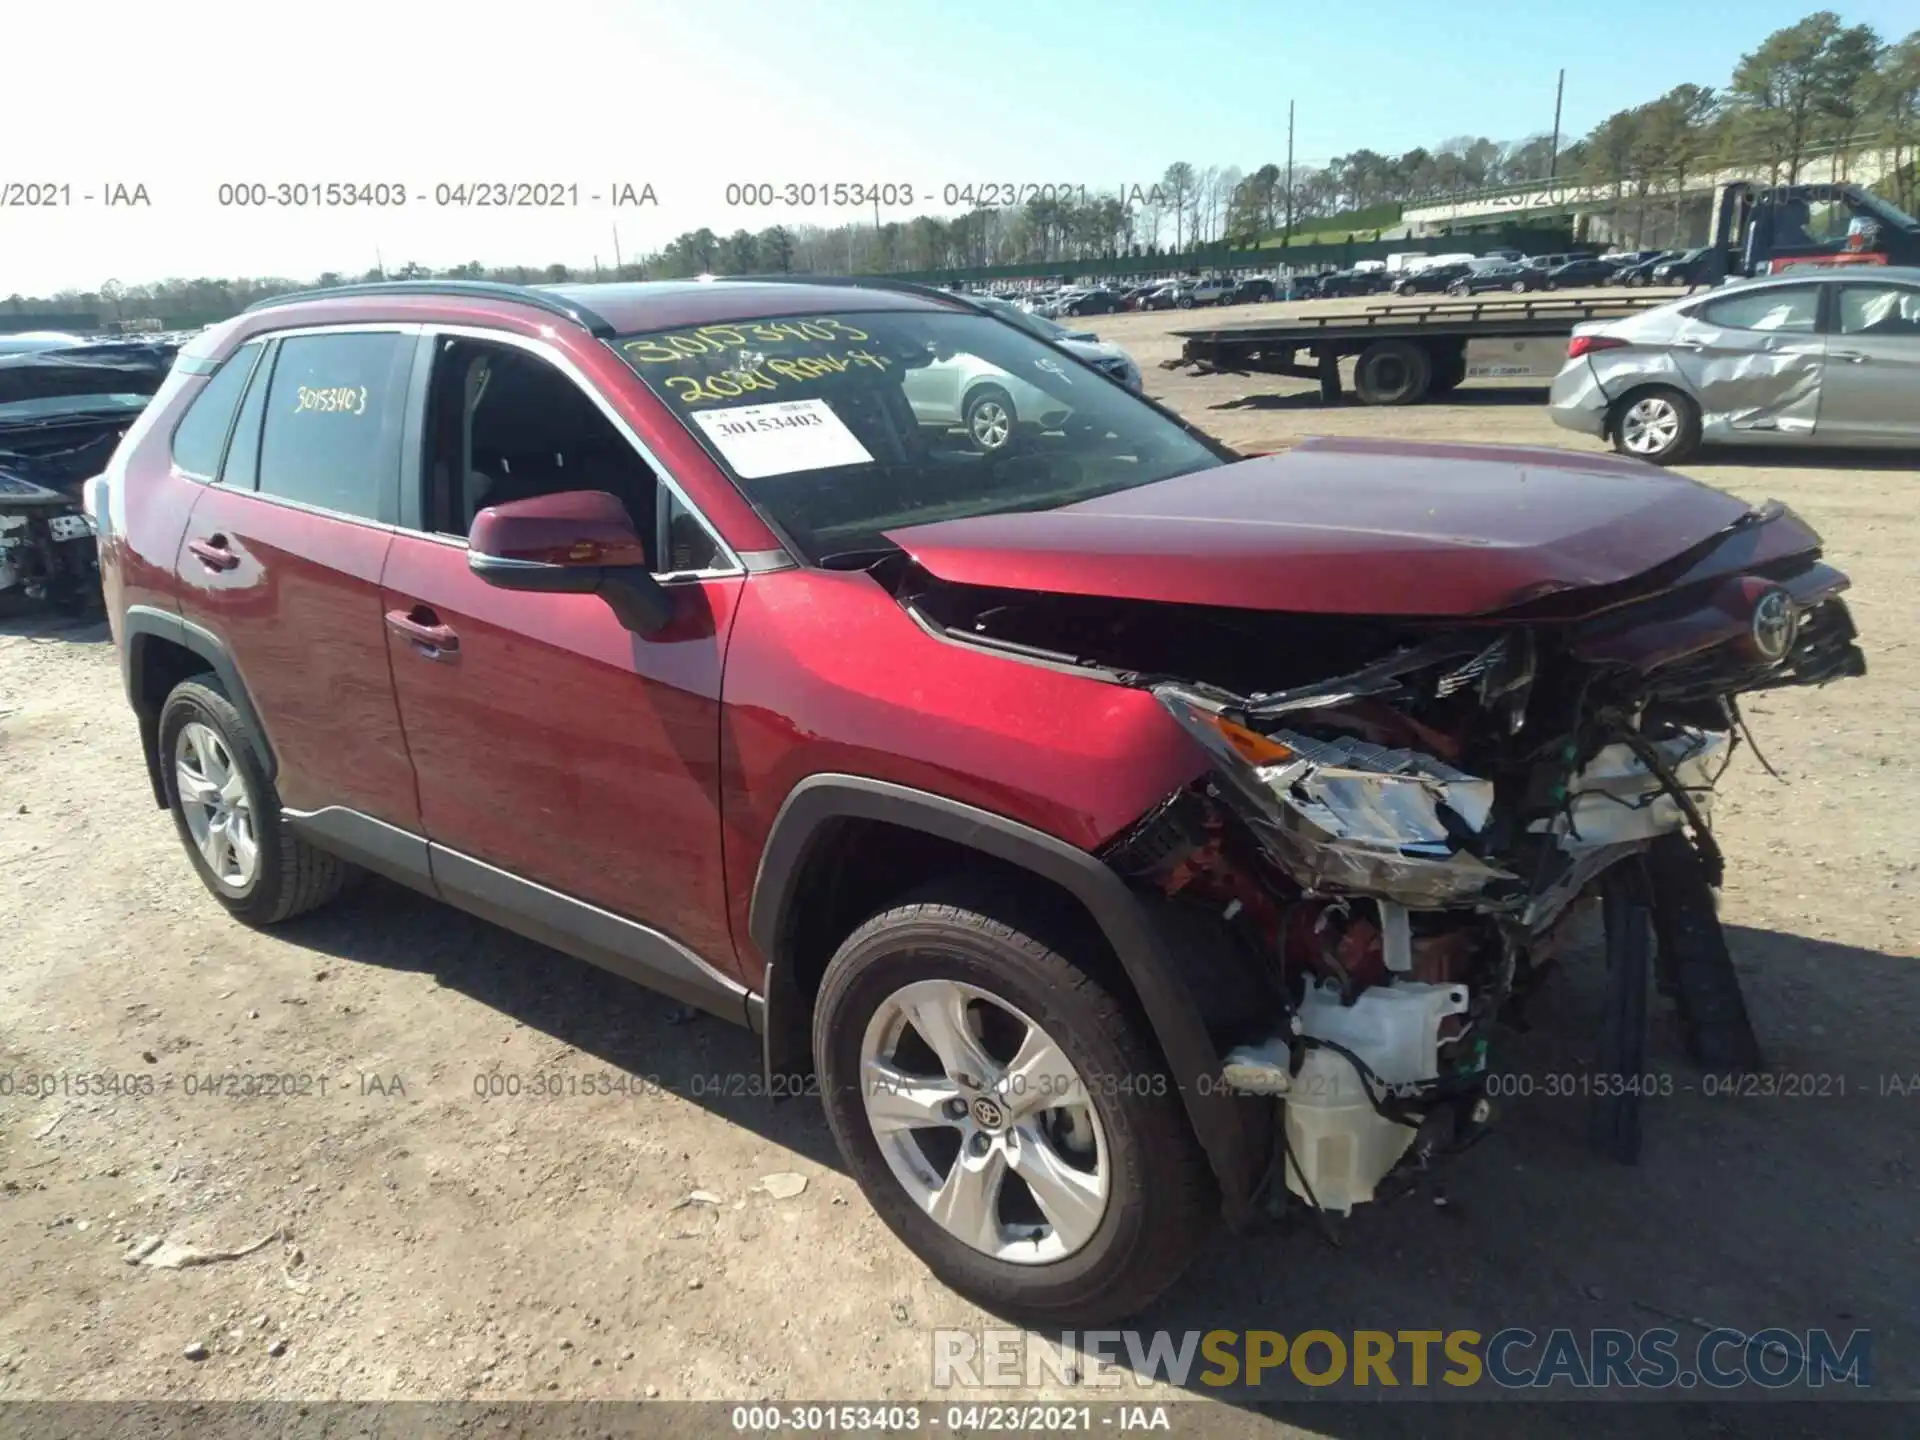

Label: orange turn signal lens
[1211,715,1295,766]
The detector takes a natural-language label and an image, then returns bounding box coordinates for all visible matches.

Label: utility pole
[611,224,623,274]
[1548,69,1565,181]
[1284,100,1295,243]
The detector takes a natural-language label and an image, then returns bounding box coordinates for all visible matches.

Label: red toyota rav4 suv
[94,279,1863,1321]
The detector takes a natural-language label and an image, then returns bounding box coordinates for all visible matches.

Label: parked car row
[966,244,1705,320]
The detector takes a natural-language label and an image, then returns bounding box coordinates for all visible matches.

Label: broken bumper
[1546,359,1611,437]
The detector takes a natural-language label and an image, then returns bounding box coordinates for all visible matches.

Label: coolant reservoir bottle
[1283,979,1469,1214]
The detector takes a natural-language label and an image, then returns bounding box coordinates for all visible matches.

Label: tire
[961,385,1016,453]
[1352,338,1433,405]
[1176,295,1194,309]
[1510,280,1528,293]
[1610,385,1700,465]
[158,675,356,925]
[1429,348,1467,396]
[1646,833,1762,1071]
[812,878,1215,1324]
[1590,863,1651,1163]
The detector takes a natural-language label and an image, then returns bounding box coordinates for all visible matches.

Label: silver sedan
[1547,267,1920,463]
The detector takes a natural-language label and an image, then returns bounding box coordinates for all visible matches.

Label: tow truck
[1703,179,1920,281]
[1163,180,1920,406]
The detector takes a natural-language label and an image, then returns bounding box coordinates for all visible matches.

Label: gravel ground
[1,298,1914,1434]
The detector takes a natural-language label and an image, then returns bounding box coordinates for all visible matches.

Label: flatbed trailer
[1163,293,1670,406]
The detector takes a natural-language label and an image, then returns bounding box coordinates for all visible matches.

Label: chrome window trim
[412,323,743,579]
[208,488,400,535]
[243,322,427,338]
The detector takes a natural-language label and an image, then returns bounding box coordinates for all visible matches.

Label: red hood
[885,436,1772,617]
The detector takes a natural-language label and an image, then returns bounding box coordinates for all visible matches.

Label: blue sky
[8,0,1915,295]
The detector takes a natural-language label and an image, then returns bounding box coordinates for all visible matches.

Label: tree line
[7,9,1916,327]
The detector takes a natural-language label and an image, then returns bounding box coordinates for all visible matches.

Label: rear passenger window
[220,341,274,490]
[170,342,263,479]
[257,332,412,520]
[1700,287,1818,333]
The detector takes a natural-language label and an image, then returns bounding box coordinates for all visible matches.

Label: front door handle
[1828,349,1868,363]
[385,607,460,655]
[187,536,239,572]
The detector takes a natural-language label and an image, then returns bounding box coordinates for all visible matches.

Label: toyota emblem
[1750,588,1797,661]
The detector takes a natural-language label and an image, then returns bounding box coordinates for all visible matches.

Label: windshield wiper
[815,546,903,571]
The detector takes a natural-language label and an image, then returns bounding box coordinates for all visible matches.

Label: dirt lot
[1,299,1915,1431]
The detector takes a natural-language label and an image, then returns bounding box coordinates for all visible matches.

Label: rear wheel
[158,676,355,925]
[812,879,1214,1324]
[1611,386,1700,464]
[1353,339,1433,405]
[1510,279,1529,293]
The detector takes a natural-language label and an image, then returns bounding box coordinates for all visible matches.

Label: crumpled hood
[885,436,1799,618]
[0,344,174,409]
[1058,337,1123,363]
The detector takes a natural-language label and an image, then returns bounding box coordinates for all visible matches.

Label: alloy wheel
[859,978,1109,1264]
[1620,396,1682,456]
[174,720,258,889]
[967,399,1011,450]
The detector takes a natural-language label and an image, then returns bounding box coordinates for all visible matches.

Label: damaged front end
[0,342,173,612]
[890,494,1867,1218]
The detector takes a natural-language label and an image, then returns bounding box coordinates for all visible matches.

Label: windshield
[613,309,1224,562]
[975,296,1071,341]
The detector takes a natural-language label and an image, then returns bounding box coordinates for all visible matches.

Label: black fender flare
[748,774,1257,1225]
[122,605,277,806]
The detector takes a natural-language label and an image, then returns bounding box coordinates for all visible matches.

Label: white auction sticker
[689,398,874,479]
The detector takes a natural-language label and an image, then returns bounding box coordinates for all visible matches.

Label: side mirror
[467,489,675,636]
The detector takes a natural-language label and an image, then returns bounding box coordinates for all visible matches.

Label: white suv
[899,297,1144,451]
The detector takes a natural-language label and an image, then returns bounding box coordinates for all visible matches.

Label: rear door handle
[187,536,239,572]
[1828,349,1868,363]
[385,607,460,656]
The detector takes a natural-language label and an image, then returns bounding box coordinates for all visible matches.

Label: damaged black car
[0,340,175,612]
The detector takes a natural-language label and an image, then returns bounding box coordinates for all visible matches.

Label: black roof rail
[711,274,981,311]
[242,280,617,337]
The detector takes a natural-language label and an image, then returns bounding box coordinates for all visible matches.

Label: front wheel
[812,880,1214,1324]
[1611,386,1700,465]
[962,385,1016,453]
[1175,295,1194,309]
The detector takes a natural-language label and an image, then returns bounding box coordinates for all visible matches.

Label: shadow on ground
[1693,444,1920,472]
[274,880,1916,1431]
[0,598,110,644]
